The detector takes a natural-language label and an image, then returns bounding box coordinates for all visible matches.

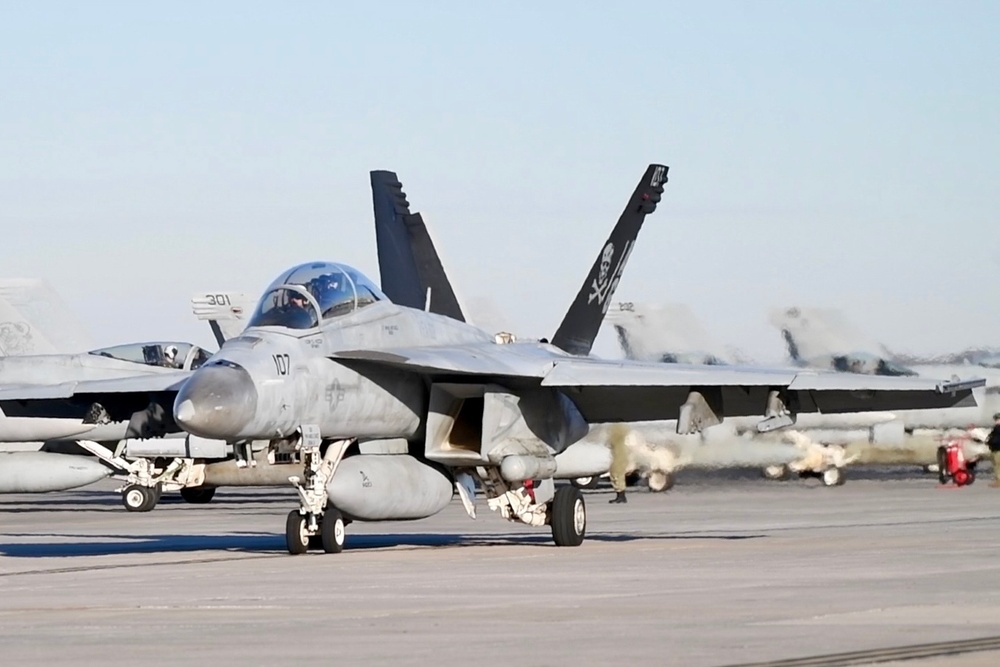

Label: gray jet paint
[163,165,982,547]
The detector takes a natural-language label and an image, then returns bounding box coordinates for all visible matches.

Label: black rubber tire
[550,486,586,547]
[320,508,346,554]
[285,510,309,555]
[122,485,157,513]
[570,476,600,490]
[180,486,217,504]
[936,447,948,485]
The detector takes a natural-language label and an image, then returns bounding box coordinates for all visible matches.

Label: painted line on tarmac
[0,552,288,578]
[723,635,1000,666]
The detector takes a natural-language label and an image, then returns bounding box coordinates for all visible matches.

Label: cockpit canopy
[89,342,211,370]
[247,262,387,330]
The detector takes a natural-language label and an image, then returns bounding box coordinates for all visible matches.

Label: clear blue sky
[1,2,997,360]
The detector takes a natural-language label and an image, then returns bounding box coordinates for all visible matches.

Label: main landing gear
[286,507,346,554]
[284,429,354,555]
[550,486,587,547]
[122,483,161,512]
[479,468,587,547]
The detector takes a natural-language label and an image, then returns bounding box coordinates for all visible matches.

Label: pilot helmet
[317,272,346,293]
[164,345,179,361]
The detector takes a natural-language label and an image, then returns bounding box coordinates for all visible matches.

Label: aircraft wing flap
[787,373,986,392]
[539,359,982,423]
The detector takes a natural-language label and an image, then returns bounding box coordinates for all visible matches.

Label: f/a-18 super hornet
[771,306,1000,422]
[763,307,1000,477]
[607,302,994,486]
[0,294,252,497]
[157,163,982,554]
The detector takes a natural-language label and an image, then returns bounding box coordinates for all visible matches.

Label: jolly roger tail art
[551,164,668,356]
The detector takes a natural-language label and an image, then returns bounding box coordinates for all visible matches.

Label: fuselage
[0,347,198,443]
[174,300,499,441]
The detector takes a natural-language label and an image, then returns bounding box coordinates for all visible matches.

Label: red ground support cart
[937,437,977,487]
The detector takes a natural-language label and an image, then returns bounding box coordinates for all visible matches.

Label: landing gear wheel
[320,508,346,554]
[647,471,675,493]
[180,486,216,504]
[571,476,599,490]
[763,464,792,481]
[122,484,158,512]
[822,467,846,487]
[285,510,310,555]
[550,486,586,547]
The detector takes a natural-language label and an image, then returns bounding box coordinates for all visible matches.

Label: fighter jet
[158,163,980,554]
[771,306,1000,410]
[766,307,998,480]
[609,302,996,485]
[0,294,251,498]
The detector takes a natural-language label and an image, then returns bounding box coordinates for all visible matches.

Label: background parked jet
[609,302,994,485]
[0,292,251,498]
[771,306,1000,414]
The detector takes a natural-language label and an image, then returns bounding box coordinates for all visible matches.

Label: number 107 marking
[272,354,290,375]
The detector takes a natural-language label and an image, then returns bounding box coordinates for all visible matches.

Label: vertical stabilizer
[0,279,93,355]
[768,307,886,362]
[191,292,256,347]
[606,302,729,364]
[371,171,465,322]
[551,164,668,356]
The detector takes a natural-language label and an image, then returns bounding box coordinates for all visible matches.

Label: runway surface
[1,468,1000,666]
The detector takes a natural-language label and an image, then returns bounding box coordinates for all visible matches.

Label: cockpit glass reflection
[247,261,387,329]
[248,287,320,330]
[89,342,209,370]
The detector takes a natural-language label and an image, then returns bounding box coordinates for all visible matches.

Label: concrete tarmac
[1,468,1000,666]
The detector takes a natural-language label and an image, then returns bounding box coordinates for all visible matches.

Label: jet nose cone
[173,362,258,439]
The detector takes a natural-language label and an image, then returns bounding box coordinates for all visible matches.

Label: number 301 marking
[206,294,231,306]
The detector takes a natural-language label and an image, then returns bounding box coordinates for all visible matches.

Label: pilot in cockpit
[163,345,180,368]
[310,272,354,318]
[282,291,315,329]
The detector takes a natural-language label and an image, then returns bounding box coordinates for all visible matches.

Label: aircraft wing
[0,371,190,401]
[331,345,547,378]
[331,347,982,426]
